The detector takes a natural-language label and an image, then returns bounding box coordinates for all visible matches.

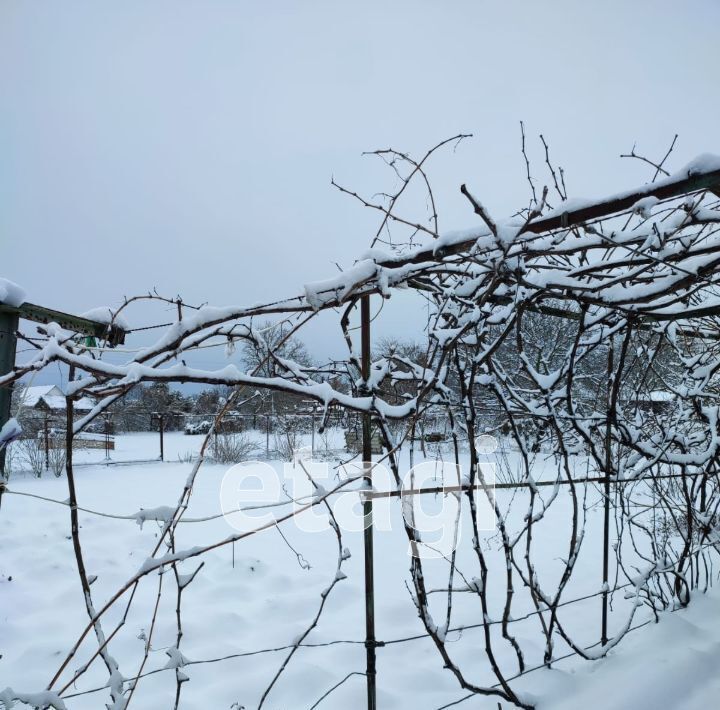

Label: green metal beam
[0,301,125,346]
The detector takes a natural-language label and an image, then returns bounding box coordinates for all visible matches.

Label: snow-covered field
[1,432,719,709]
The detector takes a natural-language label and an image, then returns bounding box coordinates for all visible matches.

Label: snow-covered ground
[518,589,720,710]
[1,432,718,709]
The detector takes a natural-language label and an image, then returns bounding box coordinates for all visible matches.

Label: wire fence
[3,461,717,709]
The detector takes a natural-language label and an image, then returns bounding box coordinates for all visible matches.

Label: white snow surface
[304,259,378,308]
[524,590,720,710]
[0,418,21,449]
[1,432,719,709]
[0,278,26,308]
[132,505,176,530]
[80,307,129,330]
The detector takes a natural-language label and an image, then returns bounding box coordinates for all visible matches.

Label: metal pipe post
[601,342,614,646]
[361,294,377,709]
[43,416,50,471]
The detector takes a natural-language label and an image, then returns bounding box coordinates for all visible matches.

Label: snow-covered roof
[19,385,63,407]
[74,397,96,412]
[648,390,675,402]
[39,394,95,412]
[18,384,94,412]
[39,394,70,410]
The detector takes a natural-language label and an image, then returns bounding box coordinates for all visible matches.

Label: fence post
[104,414,112,461]
[265,414,270,458]
[361,294,377,710]
[43,415,50,471]
[0,311,19,491]
[311,409,315,456]
[601,340,614,647]
[152,412,165,461]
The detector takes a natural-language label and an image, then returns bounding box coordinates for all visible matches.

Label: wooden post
[361,294,377,710]
[0,311,19,482]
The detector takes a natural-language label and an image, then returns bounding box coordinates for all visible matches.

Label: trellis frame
[2,154,720,709]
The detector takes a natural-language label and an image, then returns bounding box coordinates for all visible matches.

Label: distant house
[634,389,675,415]
[18,385,95,415]
[15,385,109,447]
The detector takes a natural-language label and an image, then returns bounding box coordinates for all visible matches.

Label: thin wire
[1,486,321,523]
[126,322,174,333]
[345,297,385,332]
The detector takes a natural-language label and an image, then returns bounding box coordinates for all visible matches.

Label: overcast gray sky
[2,0,719,377]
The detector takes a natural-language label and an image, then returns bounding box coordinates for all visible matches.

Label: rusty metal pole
[361,294,377,710]
[601,341,614,647]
